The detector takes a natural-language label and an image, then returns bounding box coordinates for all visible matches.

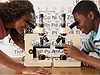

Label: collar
[93,24,100,46]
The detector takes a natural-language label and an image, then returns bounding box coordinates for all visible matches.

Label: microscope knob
[60,54,66,60]
[39,54,45,60]
[28,49,33,54]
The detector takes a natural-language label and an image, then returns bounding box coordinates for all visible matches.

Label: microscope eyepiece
[69,21,79,29]
[26,20,36,29]
[61,14,66,28]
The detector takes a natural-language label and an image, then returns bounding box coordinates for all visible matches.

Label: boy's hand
[63,44,86,61]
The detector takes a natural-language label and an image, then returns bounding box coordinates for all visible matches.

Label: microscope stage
[55,45,64,49]
[33,45,50,48]
[53,58,81,67]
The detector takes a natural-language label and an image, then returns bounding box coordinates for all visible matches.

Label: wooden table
[0,58,100,75]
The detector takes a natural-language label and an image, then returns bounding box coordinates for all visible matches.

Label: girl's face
[14,13,35,34]
[73,12,94,34]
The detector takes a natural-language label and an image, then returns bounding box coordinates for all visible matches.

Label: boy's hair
[72,1,100,17]
[0,0,34,23]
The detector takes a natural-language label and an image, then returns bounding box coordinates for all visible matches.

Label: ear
[88,11,94,20]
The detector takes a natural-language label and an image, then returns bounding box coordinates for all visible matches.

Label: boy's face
[14,13,35,34]
[73,12,94,34]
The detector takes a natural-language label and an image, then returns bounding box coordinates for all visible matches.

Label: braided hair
[0,0,34,23]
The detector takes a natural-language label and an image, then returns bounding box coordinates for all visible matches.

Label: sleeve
[83,35,95,53]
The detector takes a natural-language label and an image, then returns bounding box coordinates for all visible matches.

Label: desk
[0,58,100,75]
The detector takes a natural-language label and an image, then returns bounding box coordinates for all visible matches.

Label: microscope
[54,14,81,67]
[34,14,49,46]
[55,14,79,48]
[24,13,81,67]
[24,14,52,67]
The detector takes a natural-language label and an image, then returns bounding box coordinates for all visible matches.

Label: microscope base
[24,58,52,67]
[53,58,81,67]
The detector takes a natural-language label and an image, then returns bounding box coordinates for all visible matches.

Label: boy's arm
[81,49,90,55]
[81,53,100,69]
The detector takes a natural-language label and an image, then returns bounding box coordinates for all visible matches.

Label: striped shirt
[84,25,100,57]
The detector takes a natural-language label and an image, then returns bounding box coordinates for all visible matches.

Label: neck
[93,18,100,33]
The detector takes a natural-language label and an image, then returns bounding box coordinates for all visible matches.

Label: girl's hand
[22,67,51,75]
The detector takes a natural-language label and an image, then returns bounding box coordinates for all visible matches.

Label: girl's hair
[72,1,100,17]
[0,0,35,23]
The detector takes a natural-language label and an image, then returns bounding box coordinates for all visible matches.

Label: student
[63,1,100,69]
[0,1,50,74]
